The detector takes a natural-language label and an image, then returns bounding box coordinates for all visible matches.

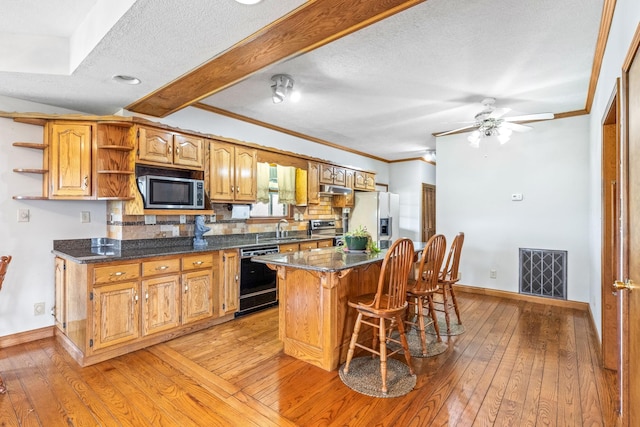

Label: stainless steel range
[309,220,342,246]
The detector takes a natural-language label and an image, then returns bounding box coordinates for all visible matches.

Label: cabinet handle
[231,185,235,193]
[110,271,126,277]
[193,261,203,266]
[235,275,239,282]
[168,145,173,155]
[82,176,88,189]
[175,146,180,155]
[156,265,169,271]
[134,292,139,303]
[145,292,149,300]
[184,285,189,292]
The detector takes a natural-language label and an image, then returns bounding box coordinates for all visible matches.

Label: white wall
[389,160,436,241]
[586,0,640,339]
[436,115,591,302]
[0,99,107,337]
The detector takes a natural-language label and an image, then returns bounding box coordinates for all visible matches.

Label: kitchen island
[252,242,425,371]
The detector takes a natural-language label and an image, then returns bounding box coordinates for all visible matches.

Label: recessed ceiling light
[234,0,262,4]
[112,75,141,85]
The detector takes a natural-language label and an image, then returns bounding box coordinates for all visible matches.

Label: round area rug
[339,357,416,398]
[426,317,465,336]
[390,328,448,358]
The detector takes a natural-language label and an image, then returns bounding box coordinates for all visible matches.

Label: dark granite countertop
[251,240,427,273]
[52,235,338,264]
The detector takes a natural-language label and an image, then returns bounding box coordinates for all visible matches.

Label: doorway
[422,183,436,242]
[601,80,620,371]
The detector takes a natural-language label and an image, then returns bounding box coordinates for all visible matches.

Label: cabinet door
[173,134,204,169]
[138,127,173,165]
[344,169,355,206]
[142,275,181,336]
[221,249,239,315]
[210,141,235,201]
[54,257,66,332]
[365,173,376,190]
[182,270,215,324]
[319,164,335,185]
[234,146,257,202]
[92,282,140,350]
[354,171,367,190]
[49,122,92,198]
[307,162,320,204]
[332,167,346,186]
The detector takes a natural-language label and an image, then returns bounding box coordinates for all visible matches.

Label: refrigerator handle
[389,216,392,239]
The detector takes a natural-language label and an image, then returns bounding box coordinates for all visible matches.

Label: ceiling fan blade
[434,124,478,137]
[488,107,511,119]
[503,112,554,122]
[503,122,532,132]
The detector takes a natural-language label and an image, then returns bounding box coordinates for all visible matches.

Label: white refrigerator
[349,192,400,243]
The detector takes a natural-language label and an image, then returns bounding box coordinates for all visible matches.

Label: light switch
[17,208,30,222]
[81,211,91,223]
[511,193,523,201]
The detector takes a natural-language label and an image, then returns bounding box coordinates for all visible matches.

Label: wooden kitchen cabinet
[316,239,334,248]
[55,250,233,367]
[299,241,319,250]
[210,141,257,203]
[319,164,346,186]
[279,243,299,253]
[332,169,355,208]
[307,161,320,204]
[220,249,239,315]
[49,122,93,198]
[354,171,376,191]
[137,126,204,170]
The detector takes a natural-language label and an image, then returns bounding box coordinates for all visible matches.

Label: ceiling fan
[434,98,554,147]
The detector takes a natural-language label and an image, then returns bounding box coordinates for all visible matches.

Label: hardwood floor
[0,291,618,426]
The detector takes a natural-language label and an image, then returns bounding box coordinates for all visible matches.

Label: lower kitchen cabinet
[55,250,234,366]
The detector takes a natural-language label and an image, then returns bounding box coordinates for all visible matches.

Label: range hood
[319,184,352,195]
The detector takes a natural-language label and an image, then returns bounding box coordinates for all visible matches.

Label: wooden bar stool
[405,234,447,355]
[0,255,12,395]
[343,238,415,395]
[435,233,465,334]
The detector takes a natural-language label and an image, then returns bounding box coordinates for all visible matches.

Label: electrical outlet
[490,269,497,279]
[17,208,30,222]
[81,211,91,223]
[180,214,186,224]
[34,302,45,316]
[144,215,157,225]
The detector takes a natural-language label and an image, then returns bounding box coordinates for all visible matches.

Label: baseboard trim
[0,326,54,348]
[454,283,589,311]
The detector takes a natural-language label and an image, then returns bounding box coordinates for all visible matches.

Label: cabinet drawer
[279,243,299,253]
[142,258,180,276]
[317,239,333,248]
[299,242,318,250]
[182,253,214,271]
[93,263,140,284]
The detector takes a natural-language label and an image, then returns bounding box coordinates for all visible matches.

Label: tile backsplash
[107,196,342,241]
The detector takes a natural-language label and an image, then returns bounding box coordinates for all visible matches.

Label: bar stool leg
[0,374,6,394]
[449,284,462,324]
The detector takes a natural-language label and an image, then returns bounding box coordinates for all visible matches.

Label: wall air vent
[519,248,567,299]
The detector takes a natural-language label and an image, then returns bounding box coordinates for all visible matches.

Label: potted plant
[342,225,380,253]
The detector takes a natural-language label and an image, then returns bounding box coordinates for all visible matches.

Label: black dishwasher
[237,245,279,317]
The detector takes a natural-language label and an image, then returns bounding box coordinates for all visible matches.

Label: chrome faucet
[276,219,289,239]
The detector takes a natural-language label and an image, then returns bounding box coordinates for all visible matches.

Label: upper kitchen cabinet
[48,122,93,198]
[307,161,320,204]
[209,141,257,203]
[332,168,355,208]
[137,127,204,170]
[354,171,376,191]
[319,164,346,186]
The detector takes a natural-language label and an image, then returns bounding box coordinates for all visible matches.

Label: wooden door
[422,183,436,241]
[49,122,92,198]
[137,127,173,165]
[209,141,234,201]
[141,275,181,336]
[221,249,239,315]
[54,257,66,332]
[619,29,640,426]
[234,146,257,202]
[92,282,140,350]
[307,162,320,204]
[173,134,204,169]
[182,270,215,323]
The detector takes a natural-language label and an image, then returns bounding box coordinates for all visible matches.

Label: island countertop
[251,240,426,272]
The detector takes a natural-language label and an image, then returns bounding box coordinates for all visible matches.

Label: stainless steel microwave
[137,175,205,210]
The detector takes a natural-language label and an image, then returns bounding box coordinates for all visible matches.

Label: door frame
[600,79,620,371]
[421,183,436,242]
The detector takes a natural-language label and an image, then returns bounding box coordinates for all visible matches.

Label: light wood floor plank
[0,292,619,426]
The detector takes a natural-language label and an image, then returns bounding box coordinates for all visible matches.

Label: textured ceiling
[0,0,603,161]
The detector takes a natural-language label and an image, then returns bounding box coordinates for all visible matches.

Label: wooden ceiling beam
[126,0,425,117]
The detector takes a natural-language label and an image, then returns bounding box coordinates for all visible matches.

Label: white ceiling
[0,0,603,161]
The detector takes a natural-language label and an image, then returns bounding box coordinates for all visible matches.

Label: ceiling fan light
[497,133,511,144]
[468,131,481,147]
[271,74,294,104]
[498,127,513,137]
